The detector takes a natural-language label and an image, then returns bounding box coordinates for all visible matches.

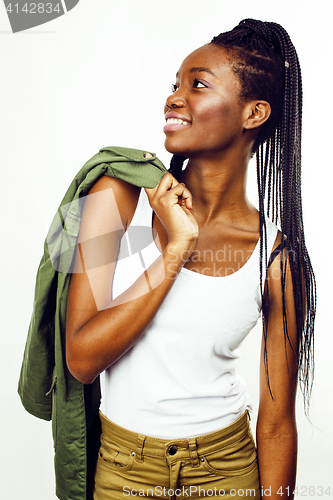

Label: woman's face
[164,44,247,159]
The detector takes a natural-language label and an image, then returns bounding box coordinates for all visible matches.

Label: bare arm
[256,244,299,499]
[66,173,198,384]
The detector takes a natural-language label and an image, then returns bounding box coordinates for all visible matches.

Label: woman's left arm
[256,244,299,499]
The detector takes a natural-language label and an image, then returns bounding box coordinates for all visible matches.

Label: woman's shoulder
[86,175,141,231]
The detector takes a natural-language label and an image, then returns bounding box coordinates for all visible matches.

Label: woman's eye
[170,79,206,93]
[193,79,206,89]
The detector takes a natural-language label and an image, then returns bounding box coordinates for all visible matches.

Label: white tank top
[100,189,278,438]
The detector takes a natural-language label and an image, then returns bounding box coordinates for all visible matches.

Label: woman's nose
[165,91,186,109]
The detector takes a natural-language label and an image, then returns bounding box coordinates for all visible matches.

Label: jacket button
[144,152,153,159]
[168,445,177,455]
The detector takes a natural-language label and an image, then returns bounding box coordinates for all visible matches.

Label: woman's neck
[181,153,255,225]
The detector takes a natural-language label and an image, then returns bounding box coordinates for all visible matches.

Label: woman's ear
[243,101,271,130]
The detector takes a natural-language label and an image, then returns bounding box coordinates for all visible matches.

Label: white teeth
[166,118,189,125]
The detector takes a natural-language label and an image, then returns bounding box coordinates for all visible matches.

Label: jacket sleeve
[18,242,57,420]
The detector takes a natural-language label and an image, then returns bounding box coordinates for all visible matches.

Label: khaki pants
[93,410,260,500]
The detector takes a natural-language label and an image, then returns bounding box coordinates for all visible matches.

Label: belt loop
[188,438,199,467]
[136,434,145,462]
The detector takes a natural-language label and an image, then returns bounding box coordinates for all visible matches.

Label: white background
[0,0,331,498]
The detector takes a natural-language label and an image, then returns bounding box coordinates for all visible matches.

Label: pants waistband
[99,410,250,464]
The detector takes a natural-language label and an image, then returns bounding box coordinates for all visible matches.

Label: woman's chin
[164,139,189,156]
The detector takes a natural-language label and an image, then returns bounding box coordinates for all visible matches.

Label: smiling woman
[87,20,316,500]
[19,17,316,500]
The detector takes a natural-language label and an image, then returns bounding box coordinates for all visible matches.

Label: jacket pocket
[47,208,81,273]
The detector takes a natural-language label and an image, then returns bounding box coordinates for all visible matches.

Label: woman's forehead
[176,44,234,80]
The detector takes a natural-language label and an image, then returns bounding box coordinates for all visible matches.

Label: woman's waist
[98,408,252,455]
[100,369,252,439]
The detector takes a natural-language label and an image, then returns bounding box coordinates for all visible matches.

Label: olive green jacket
[18,146,167,500]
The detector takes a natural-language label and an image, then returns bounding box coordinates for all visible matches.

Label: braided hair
[169,19,316,412]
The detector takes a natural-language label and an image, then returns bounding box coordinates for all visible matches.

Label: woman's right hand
[145,173,199,258]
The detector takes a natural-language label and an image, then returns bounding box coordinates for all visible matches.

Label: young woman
[65,19,316,500]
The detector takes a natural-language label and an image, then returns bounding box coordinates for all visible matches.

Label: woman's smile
[163,112,191,132]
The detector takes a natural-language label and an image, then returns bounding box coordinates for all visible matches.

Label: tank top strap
[260,218,279,293]
[266,218,279,257]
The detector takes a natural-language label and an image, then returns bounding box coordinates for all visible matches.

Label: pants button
[168,445,177,455]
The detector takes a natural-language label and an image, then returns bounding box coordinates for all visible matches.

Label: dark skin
[66,44,298,499]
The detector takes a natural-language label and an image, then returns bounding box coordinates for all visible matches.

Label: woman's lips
[163,117,191,133]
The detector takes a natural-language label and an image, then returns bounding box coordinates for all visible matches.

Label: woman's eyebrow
[175,67,216,78]
[189,67,216,77]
